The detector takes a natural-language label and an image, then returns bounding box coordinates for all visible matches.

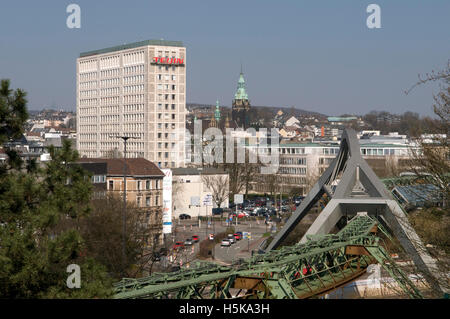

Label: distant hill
[187,103,327,119]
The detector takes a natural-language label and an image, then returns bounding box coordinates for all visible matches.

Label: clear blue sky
[1,0,449,116]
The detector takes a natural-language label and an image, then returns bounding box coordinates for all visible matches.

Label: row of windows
[124,64,145,75]
[79,106,96,115]
[157,132,177,140]
[124,75,145,84]
[280,148,306,155]
[279,167,307,175]
[158,142,176,149]
[124,113,144,122]
[158,151,176,159]
[79,72,97,81]
[157,93,177,101]
[124,84,145,94]
[79,141,97,149]
[80,89,97,98]
[158,103,177,111]
[80,116,97,124]
[157,84,176,90]
[123,142,145,150]
[322,148,340,155]
[79,80,97,90]
[123,51,145,66]
[100,114,120,122]
[79,124,97,132]
[100,68,121,78]
[100,55,120,69]
[99,123,120,132]
[124,104,144,112]
[124,94,145,103]
[91,175,106,183]
[361,148,398,156]
[100,87,120,96]
[157,74,177,81]
[100,78,120,87]
[119,132,143,139]
[157,123,177,130]
[137,195,160,208]
[79,59,97,73]
[123,123,144,131]
[100,105,120,114]
[126,152,146,158]
[157,113,176,120]
[79,133,97,141]
[280,157,306,165]
[99,142,120,149]
[100,96,120,105]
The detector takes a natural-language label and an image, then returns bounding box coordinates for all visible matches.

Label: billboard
[161,169,172,234]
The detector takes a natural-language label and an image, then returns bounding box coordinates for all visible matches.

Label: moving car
[233,233,242,241]
[184,238,194,246]
[221,239,231,247]
[179,214,191,220]
[227,234,236,244]
[192,235,199,243]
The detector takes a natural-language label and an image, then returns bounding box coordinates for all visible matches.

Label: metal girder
[114,215,423,299]
[265,128,446,296]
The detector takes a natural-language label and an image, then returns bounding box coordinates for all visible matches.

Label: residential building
[78,157,165,244]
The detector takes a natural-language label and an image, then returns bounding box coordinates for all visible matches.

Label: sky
[0,0,449,117]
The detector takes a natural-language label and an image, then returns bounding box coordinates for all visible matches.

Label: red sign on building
[152,57,184,65]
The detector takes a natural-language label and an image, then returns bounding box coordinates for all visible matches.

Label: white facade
[172,168,229,219]
[76,40,186,168]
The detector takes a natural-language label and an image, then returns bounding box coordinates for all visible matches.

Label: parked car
[237,211,248,218]
[184,238,194,246]
[179,214,191,220]
[192,235,199,243]
[221,239,231,247]
[212,207,223,215]
[173,241,184,250]
[227,234,236,244]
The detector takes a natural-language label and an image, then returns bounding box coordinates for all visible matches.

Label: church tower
[209,100,221,128]
[232,69,251,129]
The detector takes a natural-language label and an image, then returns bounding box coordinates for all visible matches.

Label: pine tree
[0,79,113,298]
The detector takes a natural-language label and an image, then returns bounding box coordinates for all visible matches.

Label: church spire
[214,99,221,122]
[234,70,249,101]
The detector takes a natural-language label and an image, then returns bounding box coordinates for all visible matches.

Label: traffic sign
[234,194,244,204]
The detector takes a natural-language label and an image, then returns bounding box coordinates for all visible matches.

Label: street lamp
[198,167,203,229]
[110,135,139,272]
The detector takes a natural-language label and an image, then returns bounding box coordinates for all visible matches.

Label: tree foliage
[0,80,112,298]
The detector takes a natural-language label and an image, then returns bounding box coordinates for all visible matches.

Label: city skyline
[0,0,449,117]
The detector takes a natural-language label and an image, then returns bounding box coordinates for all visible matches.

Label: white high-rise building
[76,40,186,168]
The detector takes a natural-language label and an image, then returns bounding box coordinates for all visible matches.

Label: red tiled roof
[77,158,164,177]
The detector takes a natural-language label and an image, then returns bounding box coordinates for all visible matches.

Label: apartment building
[76,39,186,168]
[78,157,165,244]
